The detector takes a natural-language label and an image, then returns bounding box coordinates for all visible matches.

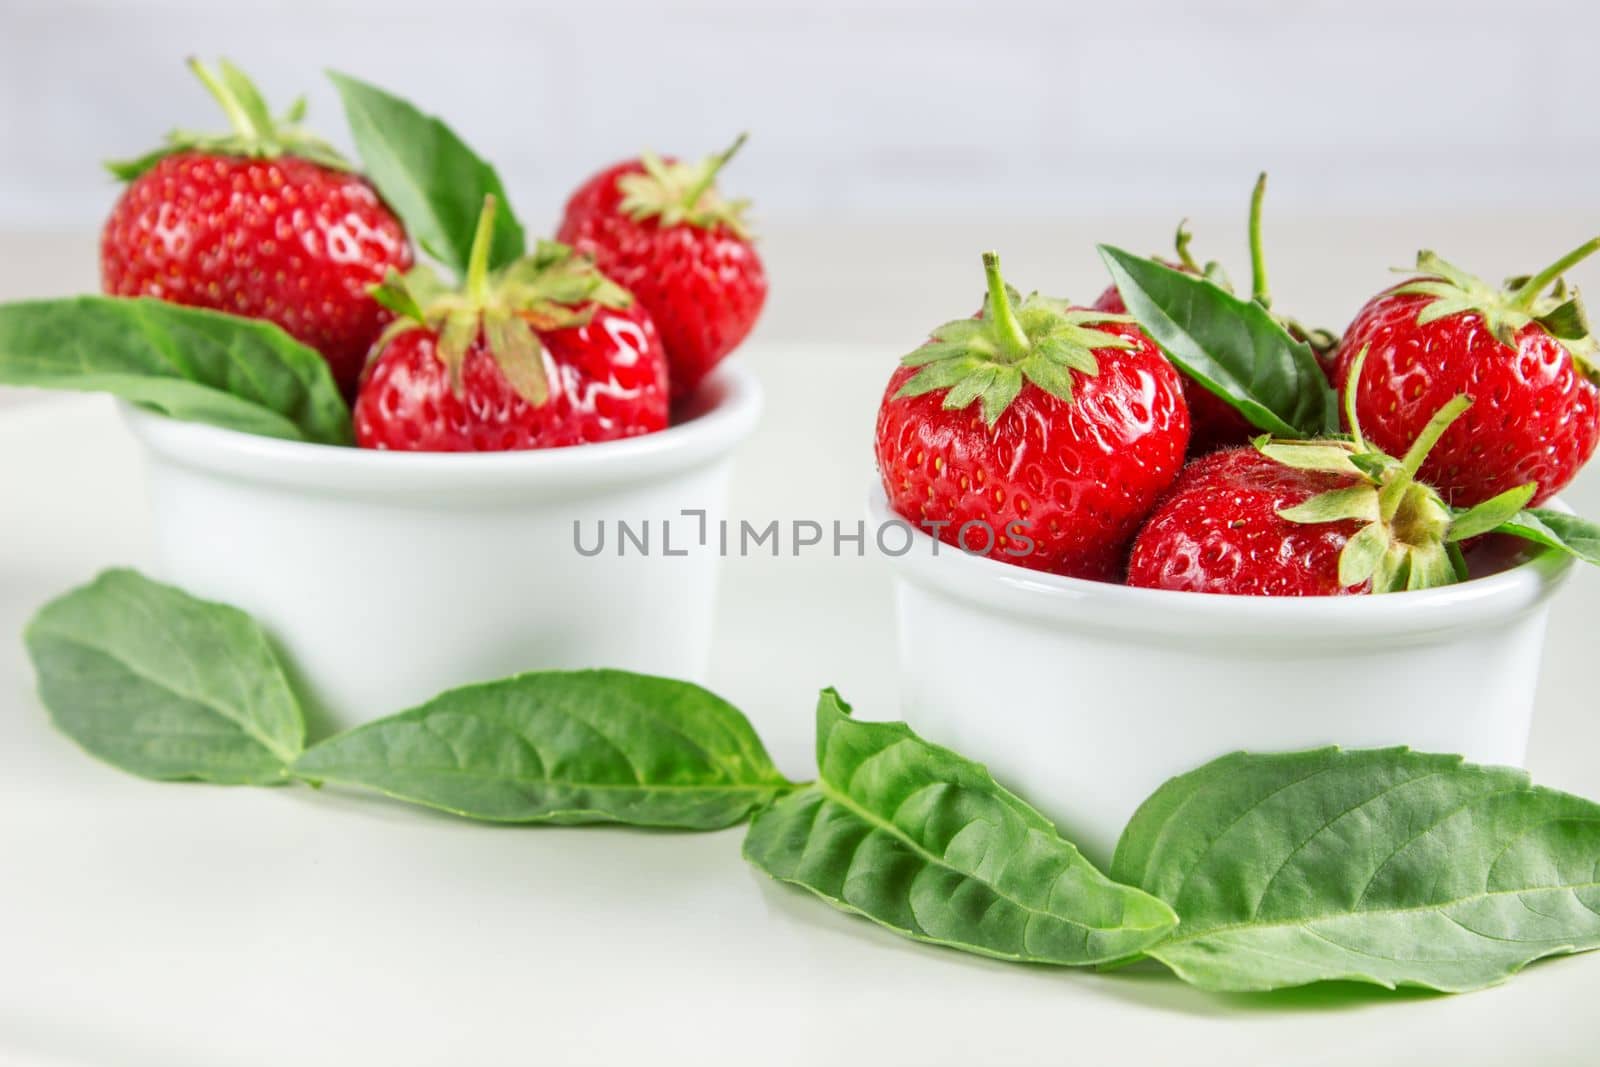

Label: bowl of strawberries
[0,62,767,729]
[870,189,1600,860]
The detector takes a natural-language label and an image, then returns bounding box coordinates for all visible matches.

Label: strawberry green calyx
[1393,238,1600,380]
[369,195,631,405]
[1258,345,1538,593]
[107,59,348,181]
[896,251,1136,428]
[616,133,754,238]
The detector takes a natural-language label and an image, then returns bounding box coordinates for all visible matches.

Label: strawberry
[354,198,668,452]
[875,252,1189,581]
[1332,239,1600,507]
[101,59,412,395]
[1129,348,1542,595]
[1096,176,1338,454]
[1126,447,1366,595]
[556,135,766,401]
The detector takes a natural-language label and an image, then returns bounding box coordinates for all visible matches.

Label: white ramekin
[120,366,761,733]
[867,483,1575,864]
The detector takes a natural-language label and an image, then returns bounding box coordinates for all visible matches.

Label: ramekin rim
[120,363,762,491]
[865,479,1575,630]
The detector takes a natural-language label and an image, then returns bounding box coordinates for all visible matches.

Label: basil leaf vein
[0,296,352,444]
[1097,245,1339,437]
[743,690,1177,965]
[1112,747,1600,992]
[328,71,525,276]
[292,670,793,830]
[24,569,306,784]
[1494,508,1600,565]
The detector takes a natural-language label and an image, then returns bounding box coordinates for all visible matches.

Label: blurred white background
[5,0,1600,351]
[4,0,1599,228]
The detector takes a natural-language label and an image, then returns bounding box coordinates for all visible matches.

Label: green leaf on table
[742,690,1178,965]
[24,569,306,785]
[0,296,353,444]
[328,71,525,277]
[1493,508,1600,565]
[292,670,793,830]
[1111,747,1600,993]
[1097,245,1339,437]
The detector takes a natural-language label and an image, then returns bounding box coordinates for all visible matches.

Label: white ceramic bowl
[867,483,1575,864]
[120,366,760,733]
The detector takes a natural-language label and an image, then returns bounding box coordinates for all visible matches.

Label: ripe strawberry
[1127,448,1369,595]
[875,252,1189,581]
[354,198,668,452]
[1333,240,1600,507]
[1096,176,1338,454]
[557,135,766,401]
[1129,349,1541,595]
[1095,265,1254,457]
[101,59,411,395]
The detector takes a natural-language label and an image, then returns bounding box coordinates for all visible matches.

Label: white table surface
[4,223,1600,1065]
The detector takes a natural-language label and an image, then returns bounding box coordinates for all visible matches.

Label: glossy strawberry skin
[102,152,412,395]
[1127,448,1366,596]
[876,319,1189,581]
[1094,280,1255,455]
[1333,290,1600,507]
[557,160,766,401]
[353,304,668,452]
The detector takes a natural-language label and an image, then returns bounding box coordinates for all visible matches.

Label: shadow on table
[748,875,1443,1017]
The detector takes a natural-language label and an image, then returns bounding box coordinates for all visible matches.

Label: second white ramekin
[867,483,1575,864]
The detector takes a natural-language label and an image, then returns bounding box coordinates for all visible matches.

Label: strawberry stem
[682,132,748,212]
[1249,172,1270,308]
[465,195,498,305]
[187,57,264,142]
[1174,220,1201,273]
[1509,236,1600,311]
[982,252,1030,359]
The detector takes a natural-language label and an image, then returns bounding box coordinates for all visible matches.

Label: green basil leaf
[24,569,306,785]
[328,71,525,277]
[742,690,1177,965]
[1097,245,1339,437]
[0,296,353,445]
[292,670,793,830]
[1493,508,1600,565]
[1111,748,1600,993]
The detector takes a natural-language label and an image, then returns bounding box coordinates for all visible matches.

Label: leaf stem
[465,195,498,304]
[981,252,1030,359]
[1249,172,1270,308]
[682,132,748,211]
[1510,236,1600,311]
[187,57,262,142]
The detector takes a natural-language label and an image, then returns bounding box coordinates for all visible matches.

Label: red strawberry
[875,252,1189,581]
[557,135,766,400]
[1332,240,1600,506]
[1127,448,1368,595]
[1096,177,1338,455]
[1129,350,1540,595]
[100,59,412,396]
[1095,265,1254,456]
[354,198,667,452]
